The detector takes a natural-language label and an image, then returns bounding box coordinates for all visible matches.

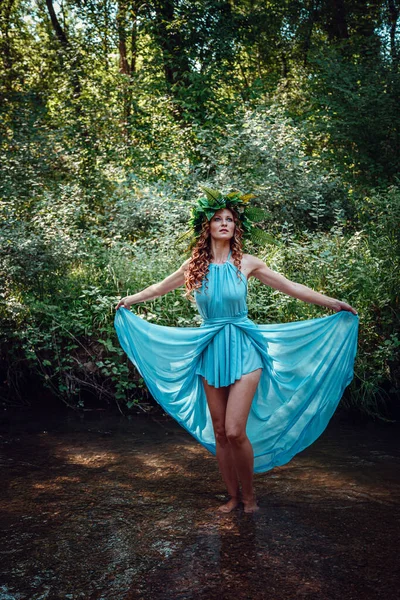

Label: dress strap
[227,249,232,261]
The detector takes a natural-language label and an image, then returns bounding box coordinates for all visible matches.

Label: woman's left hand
[331,300,358,315]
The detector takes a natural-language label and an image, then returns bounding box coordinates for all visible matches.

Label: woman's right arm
[115,259,190,310]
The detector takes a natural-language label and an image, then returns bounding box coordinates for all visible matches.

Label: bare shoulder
[242,253,264,268]
[241,253,266,278]
[178,257,191,272]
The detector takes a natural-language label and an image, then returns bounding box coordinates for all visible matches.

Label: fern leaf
[244,207,271,222]
[200,186,222,204]
[174,229,193,245]
[249,228,278,246]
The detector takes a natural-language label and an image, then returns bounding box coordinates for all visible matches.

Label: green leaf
[249,228,279,245]
[204,208,217,220]
[244,207,271,222]
[174,229,192,245]
[200,186,222,204]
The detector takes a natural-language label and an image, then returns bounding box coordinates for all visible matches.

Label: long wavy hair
[185,208,244,300]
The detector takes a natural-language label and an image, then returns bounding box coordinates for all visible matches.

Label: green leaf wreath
[179,186,274,248]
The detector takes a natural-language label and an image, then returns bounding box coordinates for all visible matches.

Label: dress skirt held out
[114,256,359,473]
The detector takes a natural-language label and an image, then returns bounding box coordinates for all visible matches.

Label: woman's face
[209,208,235,241]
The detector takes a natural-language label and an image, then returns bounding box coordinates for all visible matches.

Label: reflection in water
[0,412,399,600]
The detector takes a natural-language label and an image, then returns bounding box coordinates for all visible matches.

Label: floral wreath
[183,186,272,248]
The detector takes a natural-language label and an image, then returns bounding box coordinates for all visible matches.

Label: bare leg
[202,379,240,512]
[225,369,262,513]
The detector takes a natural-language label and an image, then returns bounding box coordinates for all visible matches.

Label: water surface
[1,411,399,599]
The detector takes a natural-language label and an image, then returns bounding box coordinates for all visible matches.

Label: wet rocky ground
[0,409,399,600]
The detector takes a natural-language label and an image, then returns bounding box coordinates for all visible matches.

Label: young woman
[115,191,358,513]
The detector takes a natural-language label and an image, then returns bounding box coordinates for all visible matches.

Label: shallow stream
[1,411,399,600]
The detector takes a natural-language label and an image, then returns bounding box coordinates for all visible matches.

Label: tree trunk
[302,0,319,66]
[152,0,191,94]
[116,1,139,140]
[130,4,137,74]
[44,0,81,98]
[0,0,17,92]
[325,0,349,40]
[44,0,97,177]
[117,0,130,75]
[388,0,399,70]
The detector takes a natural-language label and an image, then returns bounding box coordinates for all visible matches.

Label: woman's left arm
[247,256,357,315]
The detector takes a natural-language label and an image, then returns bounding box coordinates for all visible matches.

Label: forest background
[1,0,399,419]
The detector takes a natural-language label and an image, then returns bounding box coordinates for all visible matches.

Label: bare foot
[243,497,260,513]
[217,497,240,513]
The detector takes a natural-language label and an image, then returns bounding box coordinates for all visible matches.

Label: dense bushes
[1,50,399,417]
[1,160,399,417]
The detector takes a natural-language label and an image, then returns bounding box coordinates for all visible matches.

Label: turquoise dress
[114,253,359,473]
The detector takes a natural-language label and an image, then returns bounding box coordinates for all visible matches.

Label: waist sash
[201,311,249,326]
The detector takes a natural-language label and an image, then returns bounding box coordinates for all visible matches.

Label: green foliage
[190,104,352,232]
[247,222,400,419]
[1,0,399,418]
[1,181,399,417]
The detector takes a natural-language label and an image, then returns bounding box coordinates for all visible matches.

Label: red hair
[185,208,244,299]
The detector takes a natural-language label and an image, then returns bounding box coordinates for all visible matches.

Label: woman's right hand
[115,296,133,311]
[114,260,189,312]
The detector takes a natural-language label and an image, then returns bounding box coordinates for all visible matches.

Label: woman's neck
[210,240,231,263]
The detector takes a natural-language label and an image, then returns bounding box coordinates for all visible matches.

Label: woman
[115,189,358,514]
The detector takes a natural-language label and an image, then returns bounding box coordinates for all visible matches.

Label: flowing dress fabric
[114,259,359,473]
